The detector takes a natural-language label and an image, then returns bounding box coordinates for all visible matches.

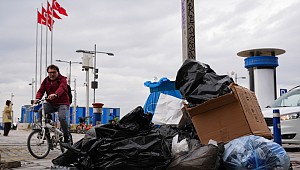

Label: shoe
[63,139,69,143]
[63,135,69,143]
[49,143,54,150]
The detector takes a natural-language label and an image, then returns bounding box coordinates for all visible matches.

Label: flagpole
[45,2,48,77]
[51,1,54,64]
[35,8,39,93]
[40,4,44,86]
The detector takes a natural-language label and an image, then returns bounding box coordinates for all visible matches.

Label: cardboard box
[186,84,272,144]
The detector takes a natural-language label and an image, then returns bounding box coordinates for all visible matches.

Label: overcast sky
[1,0,300,122]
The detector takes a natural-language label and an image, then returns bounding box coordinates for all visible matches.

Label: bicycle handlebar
[28,97,48,111]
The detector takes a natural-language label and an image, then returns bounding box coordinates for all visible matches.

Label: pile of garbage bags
[52,59,291,170]
[53,106,224,169]
[52,106,290,170]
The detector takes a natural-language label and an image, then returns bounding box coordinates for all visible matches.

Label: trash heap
[52,59,291,170]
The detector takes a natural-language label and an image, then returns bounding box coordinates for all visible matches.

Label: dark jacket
[36,74,70,106]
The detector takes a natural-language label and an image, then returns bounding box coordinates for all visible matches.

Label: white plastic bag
[171,134,189,155]
[152,94,185,126]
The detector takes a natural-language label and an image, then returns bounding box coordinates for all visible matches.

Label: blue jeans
[38,103,70,140]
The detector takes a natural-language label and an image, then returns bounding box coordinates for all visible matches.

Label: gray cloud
[0,0,299,121]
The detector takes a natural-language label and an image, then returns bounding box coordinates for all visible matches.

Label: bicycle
[27,98,73,159]
[76,116,93,134]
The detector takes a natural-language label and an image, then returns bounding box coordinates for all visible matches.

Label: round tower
[237,48,285,108]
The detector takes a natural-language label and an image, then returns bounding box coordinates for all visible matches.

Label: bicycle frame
[27,98,67,159]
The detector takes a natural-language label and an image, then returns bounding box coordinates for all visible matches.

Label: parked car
[262,85,300,144]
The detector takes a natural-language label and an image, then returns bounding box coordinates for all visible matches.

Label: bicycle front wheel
[27,129,50,159]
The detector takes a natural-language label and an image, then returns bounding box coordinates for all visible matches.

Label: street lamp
[56,59,82,125]
[229,71,246,84]
[11,93,14,123]
[29,78,35,104]
[56,59,82,86]
[235,75,246,83]
[233,73,246,84]
[76,44,114,103]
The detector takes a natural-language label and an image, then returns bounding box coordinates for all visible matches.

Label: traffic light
[92,68,99,89]
[94,68,99,79]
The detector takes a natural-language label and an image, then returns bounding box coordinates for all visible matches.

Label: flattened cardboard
[186,84,272,144]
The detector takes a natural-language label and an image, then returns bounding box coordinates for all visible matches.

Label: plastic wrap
[223,135,290,170]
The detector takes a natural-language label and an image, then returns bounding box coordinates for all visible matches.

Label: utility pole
[76,47,114,116]
[181,0,196,62]
[73,78,77,124]
[11,93,14,123]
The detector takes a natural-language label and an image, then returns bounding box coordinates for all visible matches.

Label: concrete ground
[0,129,85,169]
[0,129,300,169]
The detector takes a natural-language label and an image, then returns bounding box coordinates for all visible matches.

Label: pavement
[1,129,300,169]
[0,129,85,169]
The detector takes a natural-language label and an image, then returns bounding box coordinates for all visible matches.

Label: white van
[262,85,300,144]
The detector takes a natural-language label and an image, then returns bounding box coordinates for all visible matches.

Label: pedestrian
[3,100,13,136]
[34,64,71,143]
[16,117,20,131]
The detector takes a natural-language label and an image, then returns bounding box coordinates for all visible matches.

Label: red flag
[42,7,55,31]
[52,0,68,16]
[47,2,61,19]
[37,11,47,26]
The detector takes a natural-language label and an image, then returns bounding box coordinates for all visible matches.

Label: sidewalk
[0,129,85,169]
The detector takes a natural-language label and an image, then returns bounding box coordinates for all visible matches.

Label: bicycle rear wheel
[27,129,50,159]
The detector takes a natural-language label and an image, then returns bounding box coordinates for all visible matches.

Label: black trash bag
[118,106,153,132]
[167,139,225,170]
[75,126,173,170]
[52,138,83,167]
[175,59,233,104]
[53,106,172,170]
[52,125,101,167]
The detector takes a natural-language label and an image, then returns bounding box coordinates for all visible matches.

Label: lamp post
[29,78,35,104]
[56,59,82,125]
[56,59,82,86]
[76,44,114,103]
[230,72,246,84]
[11,93,14,123]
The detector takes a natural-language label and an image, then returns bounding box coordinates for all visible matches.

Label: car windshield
[270,87,300,107]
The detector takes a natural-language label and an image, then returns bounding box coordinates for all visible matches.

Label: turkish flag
[42,7,55,31]
[52,0,68,16]
[37,11,46,26]
[47,2,61,19]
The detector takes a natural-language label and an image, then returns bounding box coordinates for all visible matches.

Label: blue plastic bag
[223,135,290,170]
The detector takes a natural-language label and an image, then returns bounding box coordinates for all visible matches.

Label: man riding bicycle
[34,64,71,143]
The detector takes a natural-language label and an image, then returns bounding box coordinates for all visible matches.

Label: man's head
[47,64,60,80]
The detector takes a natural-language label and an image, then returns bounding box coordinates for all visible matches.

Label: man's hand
[48,93,57,100]
[33,99,38,104]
